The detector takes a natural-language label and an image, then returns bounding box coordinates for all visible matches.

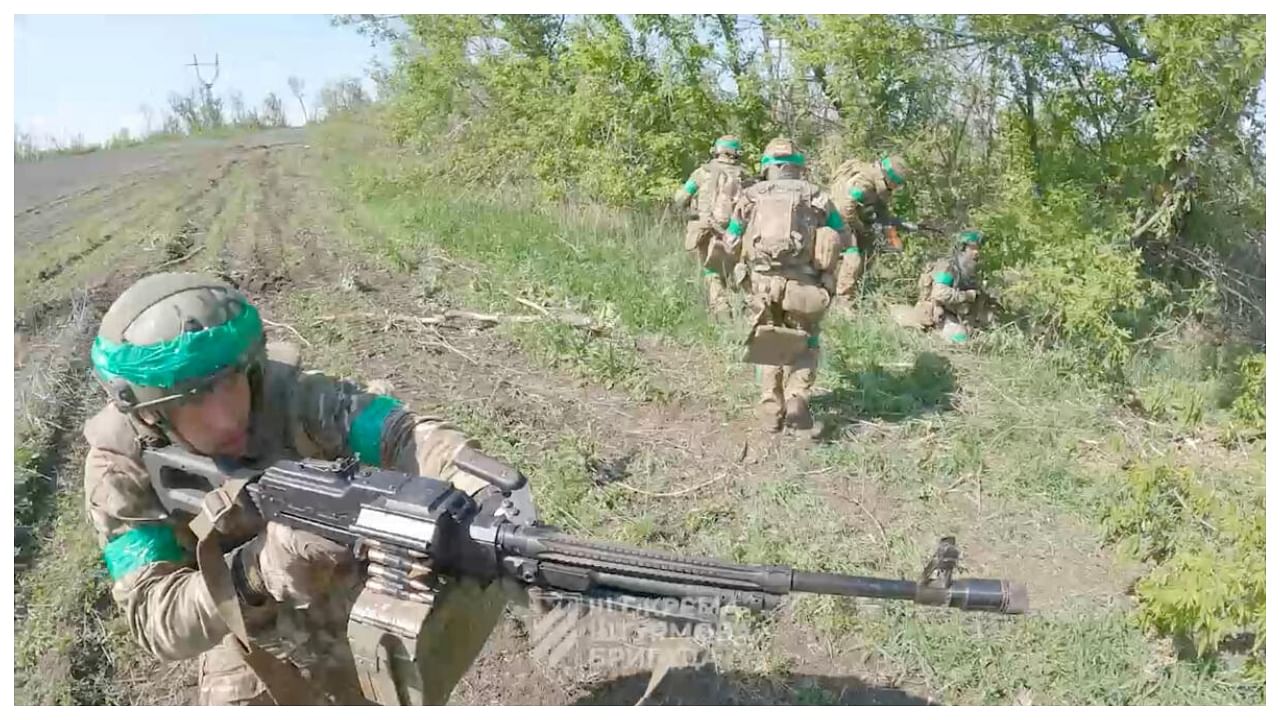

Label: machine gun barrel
[496,525,1028,615]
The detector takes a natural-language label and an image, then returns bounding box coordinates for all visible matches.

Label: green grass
[14,491,148,705]
[306,120,1267,704]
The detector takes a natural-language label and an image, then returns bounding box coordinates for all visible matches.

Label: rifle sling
[190,478,319,706]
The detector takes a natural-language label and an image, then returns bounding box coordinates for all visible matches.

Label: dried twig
[615,473,726,498]
[514,296,552,316]
[834,490,889,544]
[317,309,607,334]
[155,244,205,269]
[261,317,312,347]
[425,327,478,365]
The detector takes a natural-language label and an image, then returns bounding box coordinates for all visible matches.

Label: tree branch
[1071,16,1157,64]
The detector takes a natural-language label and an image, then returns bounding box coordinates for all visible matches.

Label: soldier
[829,154,916,299]
[83,272,530,705]
[891,230,990,342]
[725,138,850,435]
[672,134,754,317]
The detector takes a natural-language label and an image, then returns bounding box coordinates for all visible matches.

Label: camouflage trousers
[834,223,875,299]
[198,578,507,705]
[685,219,737,315]
[745,274,830,429]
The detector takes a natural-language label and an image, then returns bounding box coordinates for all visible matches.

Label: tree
[287,76,308,124]
[260,92,288,127]
[316,77,371,119]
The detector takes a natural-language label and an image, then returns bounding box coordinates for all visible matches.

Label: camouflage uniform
[829,156,910,298]
[890,241,988,342]
[84,340,508,705]
[727,138,850,432]
[673,135,753,315]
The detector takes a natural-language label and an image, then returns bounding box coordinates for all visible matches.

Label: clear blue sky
[14,15,390,144]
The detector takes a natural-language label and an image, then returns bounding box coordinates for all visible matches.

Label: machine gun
[144,445,1028,704]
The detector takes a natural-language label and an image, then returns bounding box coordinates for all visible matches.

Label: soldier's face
[166,371,252,457]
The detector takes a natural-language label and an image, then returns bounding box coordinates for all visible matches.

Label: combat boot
[757,401,784,433]
[785,396,824,440]
[784,396,813,429]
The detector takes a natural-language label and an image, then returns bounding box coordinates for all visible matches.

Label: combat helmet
[761,137,805,167]
[712,134,743,160]
[90,272,266,414]
[759,137,806,179]
[880,154,911,188]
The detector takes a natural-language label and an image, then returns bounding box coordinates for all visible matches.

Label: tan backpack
[832,157,863,185]
[700,162,748,226]
[745,184,823,269]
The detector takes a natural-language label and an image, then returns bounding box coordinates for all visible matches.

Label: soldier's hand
[964,290,979,302]
[247,522,357,609]
[900,221,920,233]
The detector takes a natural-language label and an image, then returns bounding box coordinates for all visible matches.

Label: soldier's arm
[289,372,495,496]
[85,447,230,661]
[928,269,973,309]
[672,168,704,209]
[724,194,754,249]
[822,197,852,246]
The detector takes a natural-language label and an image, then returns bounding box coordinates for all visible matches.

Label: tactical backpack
[699,161,748,226]
[744,184,824,270]
[831,158,863,187]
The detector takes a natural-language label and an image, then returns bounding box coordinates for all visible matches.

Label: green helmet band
[90,301,264,390]
[715,139,742,151]
[958,231,982,246]
[881,157,905,185]
[761,153,805,167]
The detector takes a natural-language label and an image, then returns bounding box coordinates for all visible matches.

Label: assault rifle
[144,446,1028,704]
[874,219,945,253]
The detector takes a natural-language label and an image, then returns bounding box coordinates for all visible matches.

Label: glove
[235,522,356,610]
[884,226,904,251]
[900,221,920,232]
[964,289,978,302]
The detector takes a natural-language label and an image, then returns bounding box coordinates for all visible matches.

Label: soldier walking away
[726,138,850,436]
[672,134,754,318]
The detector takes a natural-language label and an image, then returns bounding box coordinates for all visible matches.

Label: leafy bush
[1229,352,1265,435]
[1102,461,1264,672]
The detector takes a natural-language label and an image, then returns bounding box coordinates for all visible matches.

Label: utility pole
[188,53,220,103]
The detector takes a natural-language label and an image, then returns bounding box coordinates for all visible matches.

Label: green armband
[726,218,744,237]
[103,524,186,581]
[933,271,955,287]
[682,178,698,195]
[842,247,861,255]
[825,210,846,231]
[350,395,403,465]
